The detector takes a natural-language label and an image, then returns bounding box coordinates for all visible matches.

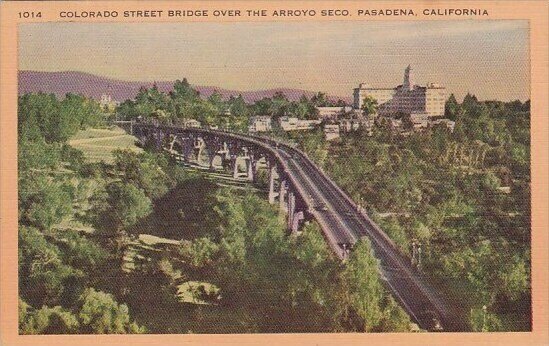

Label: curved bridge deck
[132,123,469,332]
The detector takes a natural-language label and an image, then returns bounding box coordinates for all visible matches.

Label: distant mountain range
[18,70,352,104]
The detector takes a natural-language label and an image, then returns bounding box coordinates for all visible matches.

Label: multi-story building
[99,94,119,112]
[353,85,395,111]
[279,117,322,131]
[248,115,272,133]
[430,118,456,132]
[316,106,354,121]
[353,66,446,118]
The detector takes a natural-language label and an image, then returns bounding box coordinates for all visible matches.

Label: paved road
[276,144,468,331]
[134,124,469,331]
[249,133,467,332]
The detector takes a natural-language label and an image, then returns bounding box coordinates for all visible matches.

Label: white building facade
[316,106,354,121]
[248,115,272,133]
[353,66,446,118]
[279,117,322,131]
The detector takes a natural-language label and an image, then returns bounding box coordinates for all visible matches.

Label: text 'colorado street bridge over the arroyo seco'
[123,119,470,332]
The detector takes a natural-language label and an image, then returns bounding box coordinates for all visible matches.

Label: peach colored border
[1,1,547,345]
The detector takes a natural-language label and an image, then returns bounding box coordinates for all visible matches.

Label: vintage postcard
[0,1,548,345]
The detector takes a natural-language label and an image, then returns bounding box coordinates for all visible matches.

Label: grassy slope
[68,126,143,163]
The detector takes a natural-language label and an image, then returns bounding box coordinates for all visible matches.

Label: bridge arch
[129,121,468,332]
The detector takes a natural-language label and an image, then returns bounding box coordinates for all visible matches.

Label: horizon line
[18,69,530,102]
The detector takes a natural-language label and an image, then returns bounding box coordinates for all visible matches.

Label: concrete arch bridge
[129,122,468,332]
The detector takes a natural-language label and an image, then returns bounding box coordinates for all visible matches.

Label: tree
[18,92,103,143]
[18,174,72,230]
[99,181,152,231]
[19,227,83,308]
[470,306,502,332]
[290,100,309,119]
[462,93,479,110]
[252,97,273,116]
[311,92,330,107]
[19,301,80,334]
[299,129,328,167]
[171,78,199,101]
[60,93,104,131]
[361,95,378,117]
[292,222,333,268]
[341,239,384,331]
[269,92,290,117]
[78,288,145,334]
[208,91,227,115]
[112,149,172,199]
[18,93,61,142]
[445,94,460,120]
[178,237,220,268]
[290,95,318,119]
[18,136,62,173]
[55,229,108,270]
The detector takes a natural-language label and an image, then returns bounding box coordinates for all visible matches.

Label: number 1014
[19,12,42,18]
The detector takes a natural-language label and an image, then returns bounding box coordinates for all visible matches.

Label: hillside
[18,70,352,104]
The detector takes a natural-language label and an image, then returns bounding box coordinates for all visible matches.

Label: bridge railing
[205,125,453,320]
[131,120,465,330]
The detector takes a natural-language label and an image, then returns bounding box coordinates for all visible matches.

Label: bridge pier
[169,134,177,151]
[182,138,194,162]
[291,211,305,234]
[195,138,204,163]
[231,155,239,179]
[208,152,217,170]
[287,190,296,229]
[279,180,287,213]
[268,165,279,204]
[155,128,163,151]
[246,156,257,182]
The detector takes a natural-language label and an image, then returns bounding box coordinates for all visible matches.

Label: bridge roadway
[276,144,467,332]
[134,124,468,331]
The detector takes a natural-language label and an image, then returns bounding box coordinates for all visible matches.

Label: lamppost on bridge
[417,242,422,270]
[357,196,365,213]
[411,239,417,266]
[342,243,351,259]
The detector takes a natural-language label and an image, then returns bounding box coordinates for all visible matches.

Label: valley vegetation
[18,89,410,334]
[17,80,531,333]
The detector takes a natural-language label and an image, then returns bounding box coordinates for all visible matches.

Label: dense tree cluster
[162,189,412,332]
[17,89,413,334]
[297,95,531,330]
[115,80,346,129]
[18,93,147,334]
[17,86,531,333]
[19,93,104,143]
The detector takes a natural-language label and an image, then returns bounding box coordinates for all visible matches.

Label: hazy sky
[19,20,529,101]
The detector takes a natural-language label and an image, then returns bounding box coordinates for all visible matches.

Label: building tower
[403,65,415,91]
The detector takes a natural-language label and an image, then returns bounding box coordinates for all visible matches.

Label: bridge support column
[169,135,177,151]
[287,190,296,229]
[195,139,204,164]
[268,165,279,204]
[155,128,163,151]
[182,138,194,162]
[232,155,239,179]
[246,156,257,182]
[291,211,304,234]
[279,180,287,213]
[208,153,216,170]
[220,149,230,171]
